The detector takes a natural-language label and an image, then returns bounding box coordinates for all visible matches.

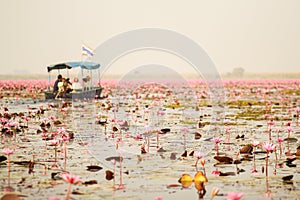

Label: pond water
[0,80,300,200]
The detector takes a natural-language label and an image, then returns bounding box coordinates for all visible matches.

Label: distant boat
[44,61,103,100]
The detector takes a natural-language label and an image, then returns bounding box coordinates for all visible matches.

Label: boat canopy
[47,61,100,72]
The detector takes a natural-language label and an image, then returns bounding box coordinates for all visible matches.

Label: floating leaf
[141,146,147,154]
[236,134,245,139]
[194,132,202,140]
[112,126,118,132]
[105,156,123,162]
[86,165,103,172]
[282,175,293,181]
[157,147,167,153]
[105,170,114,181]
[72,190,85,195]
[181,150,187,157]
[214,156,233,164]
[219,171,236,176]
[51,172,62,180]
[0,155,7,162]
[170,153,177,160]
[284,138,298,142]
[53,120,62,125]
[240,144,253,154]
[194,171,207,183]
[167,183,181,188]
[84,180,98,185]
[178,174,193,188]
[160,128,170,134]
[0,193,21,200]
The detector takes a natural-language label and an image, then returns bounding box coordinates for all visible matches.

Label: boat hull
[44,87,103,100]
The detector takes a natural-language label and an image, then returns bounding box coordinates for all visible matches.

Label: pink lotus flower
[157,110,165,116]
[224,119,231,124]
[2,148,15,155]
[251,168,258,174]
[60,135,70,141]
[262,141,276,153]
[194,151,203,159]
[226,126,231,131]
[182,127,189,132]
[62,173,82,184]
[250,141,260,147]
[51,139,59,146]
[277,138,284,143]
[51,131,59,137]
[264,114,270,119]
[211,137,222,144]
[49,116,56,121]
[287,127,293,132]
[226,192,244,200]
[212,170,221,176]
[42,118,49,124]
[133,134,143,140]
[110,159,116,165]
[58,127,66,134]
[22,116,30,121]
[7,121,19,127]
[276,163,284,168]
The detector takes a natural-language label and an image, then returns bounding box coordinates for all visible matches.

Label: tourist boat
[44,61,103,100]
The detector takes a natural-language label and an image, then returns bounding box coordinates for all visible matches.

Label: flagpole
[81,42,84,91]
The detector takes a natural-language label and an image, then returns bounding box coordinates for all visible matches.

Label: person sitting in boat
[55,78,66,99]
[71,77,83,92]
[82,75,93,90]
[53,74,62,95]
[65,78,72,93]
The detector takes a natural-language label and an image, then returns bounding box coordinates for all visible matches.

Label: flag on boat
[82,43,94,57]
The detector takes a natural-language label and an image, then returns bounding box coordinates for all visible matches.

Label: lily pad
[214,156,233,164]
[86,165,103,172]
[284,138,298,142]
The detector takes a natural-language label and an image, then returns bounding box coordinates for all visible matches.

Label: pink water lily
[58,127,67,134]
[211,137,222,144]
[262,141,276,177]
[62,173,82,184]
[277,138,284,143]
[62,173,82,200]
[2,148,15,172]
[212,137,222,155]
[2,148,15,155]
[194,151,204,169]
[226,192,244,200]
[194,151,203,159]
[251,141,260,147]
[262,141,276,153]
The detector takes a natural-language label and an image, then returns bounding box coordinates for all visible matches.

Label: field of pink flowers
[0,78,300,200]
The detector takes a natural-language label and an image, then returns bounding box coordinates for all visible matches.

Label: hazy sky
[1,0,299,75]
